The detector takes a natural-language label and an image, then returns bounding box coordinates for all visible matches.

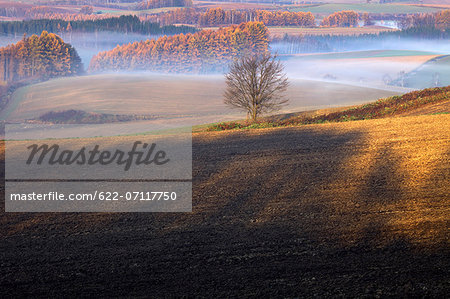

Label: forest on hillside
[0,31,82,83]
[0,15,197,36]
[89,22,268,73]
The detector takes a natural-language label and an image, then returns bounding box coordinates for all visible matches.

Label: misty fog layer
[273,37,450,89]
[2,26,448,137]
[2,73,397,124]
[281,51,449,90]
[0,32,160,67]
[2,29,449,90]
[271,37,450,55]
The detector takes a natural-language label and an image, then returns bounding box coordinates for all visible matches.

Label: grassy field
[0,73,398,124]
[268,26,396,37]
[194,0,274,10]
[288,3,445,14]
[2,52,442,126]
[281,50,441,87]
[93,6,181,16]
[1,111,448,296]
[284,50,440,59]
[0,1,182,18]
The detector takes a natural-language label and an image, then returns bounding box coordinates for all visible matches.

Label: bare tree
[397,71,407,87]
[382,73,392,85]
[224,53,289,122]
[432,72,440,87]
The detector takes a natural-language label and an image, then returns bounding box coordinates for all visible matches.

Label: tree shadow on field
[188,129,414,247]
[360,146,405,202]
[192,128,364,229]
[1,124,449,297]
[351,141,450,249]
[136,126,448,297]
[349,144,407,246]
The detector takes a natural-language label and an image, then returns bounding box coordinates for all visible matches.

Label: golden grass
[398,100,450,116]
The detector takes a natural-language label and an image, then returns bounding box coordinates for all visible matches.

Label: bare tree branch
[224,53,289,121]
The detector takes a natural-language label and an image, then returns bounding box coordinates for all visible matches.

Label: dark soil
[0,116,449,297]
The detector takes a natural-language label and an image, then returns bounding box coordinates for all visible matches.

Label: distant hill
[395,55,450,89]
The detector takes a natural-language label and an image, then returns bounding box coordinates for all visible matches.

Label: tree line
[0,15,198,36]
[89,22,268,73]
[0,31,83,83]
[320,11,359,27]
[0,3,31,18]
[144,7,316,27]
[435,10,450,30]
[0,4,80,19]
[270,10,449,56]
[271,24,449,55]
[144,8,449,28]
[399,10,450,30]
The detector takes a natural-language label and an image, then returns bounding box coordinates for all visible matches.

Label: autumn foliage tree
[435,10,450,30]
[89,22,269,73]
[253,10,315,27]
[321,11,359,27]
[362,13,373,26]
[79,5,94,15]
[0,31,83,83]
[224,53,289,121]
[146,8,315,27]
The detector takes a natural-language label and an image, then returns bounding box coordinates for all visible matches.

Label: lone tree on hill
[224,53,289,122]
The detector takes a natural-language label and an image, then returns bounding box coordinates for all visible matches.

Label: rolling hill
[206,85,450,130]
[398,55,450,89]
[1,108,449,296]
[0,73,398,128]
